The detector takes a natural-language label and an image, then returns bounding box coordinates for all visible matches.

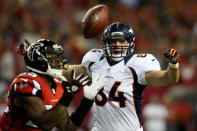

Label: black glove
[164,48,180,64]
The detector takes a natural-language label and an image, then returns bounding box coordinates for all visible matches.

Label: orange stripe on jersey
[116,22,119,30]
[128,67,141,125]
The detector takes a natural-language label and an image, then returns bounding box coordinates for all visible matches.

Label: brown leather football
[81,4,109,39]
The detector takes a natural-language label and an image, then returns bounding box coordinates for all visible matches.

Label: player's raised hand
[164,48,180,64]
[83,74,105,100]
[63,70,90,94]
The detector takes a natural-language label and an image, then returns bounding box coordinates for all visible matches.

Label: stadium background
[0,0,197,131]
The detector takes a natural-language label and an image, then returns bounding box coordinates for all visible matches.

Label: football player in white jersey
[81,22,180,131]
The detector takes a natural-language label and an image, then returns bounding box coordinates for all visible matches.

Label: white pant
[91,127,144,131]
[137,127,144,131]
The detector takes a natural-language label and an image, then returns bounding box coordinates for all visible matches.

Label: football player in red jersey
[0,39,104,131]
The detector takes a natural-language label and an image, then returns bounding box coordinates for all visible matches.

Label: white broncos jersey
[81,49,161,131]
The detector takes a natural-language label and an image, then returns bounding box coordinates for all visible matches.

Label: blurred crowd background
[0,0,197,131]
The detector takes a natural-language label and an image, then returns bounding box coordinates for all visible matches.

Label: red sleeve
[13,77,41,96]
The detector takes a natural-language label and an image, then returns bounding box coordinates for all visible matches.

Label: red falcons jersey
[0,72,64,131]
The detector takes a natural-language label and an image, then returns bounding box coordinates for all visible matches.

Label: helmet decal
[27,43,44,61]
[116,21,120,30]
[23,39,68,78]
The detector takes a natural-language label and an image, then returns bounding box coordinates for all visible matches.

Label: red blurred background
[0,0,197,131]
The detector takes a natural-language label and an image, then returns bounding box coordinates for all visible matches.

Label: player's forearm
[58,97,94,131]
[166,63,180,84]
[31,104,68,130]
[145,63,180,86]
[19,96,68,130]
[163,48,180,85]
[58,118,78,131]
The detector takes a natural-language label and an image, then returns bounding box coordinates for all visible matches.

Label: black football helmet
[24,39,68,80]
[103,22,135,61]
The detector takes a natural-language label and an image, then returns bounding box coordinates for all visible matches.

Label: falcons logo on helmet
[27,43,44,61]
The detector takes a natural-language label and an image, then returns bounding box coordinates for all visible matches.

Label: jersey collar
[105,54,134,66]
[124,54,134,65]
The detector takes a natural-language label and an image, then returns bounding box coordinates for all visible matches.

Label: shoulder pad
[81,49,104,64]
[12,72,42,95]
[16,72,39,79]
[127,54,161,85]
[134,54,159,64]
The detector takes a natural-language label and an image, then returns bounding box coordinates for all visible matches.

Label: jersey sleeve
[132,54,161,85]
[81,49,103,76]
[13,77,41,96]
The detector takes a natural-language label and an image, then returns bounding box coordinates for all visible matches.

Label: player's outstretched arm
[145,48,180,86]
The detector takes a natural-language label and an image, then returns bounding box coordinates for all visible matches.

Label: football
[81,4,109,38]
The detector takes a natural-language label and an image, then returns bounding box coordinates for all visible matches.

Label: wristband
[169,62,179,69]
[59,90,73,107]
[70,97,93,126]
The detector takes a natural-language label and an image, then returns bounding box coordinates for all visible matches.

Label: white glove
[83,74,105,100]
[46,67,68,81]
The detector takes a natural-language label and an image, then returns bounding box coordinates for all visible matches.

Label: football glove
[164,48,180,64]
[83,74,105,100]
[63,70,90,94]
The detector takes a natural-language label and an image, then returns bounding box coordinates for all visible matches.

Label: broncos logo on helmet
[102,22,135,61]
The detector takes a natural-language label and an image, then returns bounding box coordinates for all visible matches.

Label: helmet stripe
[116,22,119,30]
